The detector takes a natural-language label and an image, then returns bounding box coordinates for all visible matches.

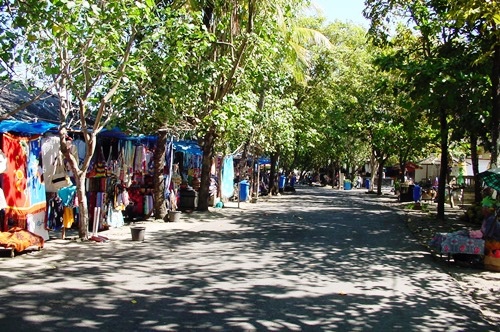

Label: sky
[310,0,370,27]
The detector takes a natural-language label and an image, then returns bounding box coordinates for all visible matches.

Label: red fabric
[2,134,30,230]
[0,227,44,252]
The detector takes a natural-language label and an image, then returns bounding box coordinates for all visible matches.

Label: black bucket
[130,226,146,241]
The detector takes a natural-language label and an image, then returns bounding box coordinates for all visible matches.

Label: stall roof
[0,82,93,127]
[99,128,202,155]
[173,140,202,155]
[0,119,58,135]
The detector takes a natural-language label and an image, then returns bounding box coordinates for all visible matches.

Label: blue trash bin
[239,180,250,201]
[344,180,352,190]
[413,184,421,202]
[279,175,286,189]
[364,179,370,189]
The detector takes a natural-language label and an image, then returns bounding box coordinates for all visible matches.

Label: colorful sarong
[0,227,44,252]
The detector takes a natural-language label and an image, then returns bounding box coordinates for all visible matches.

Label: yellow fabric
[63,207,74,229]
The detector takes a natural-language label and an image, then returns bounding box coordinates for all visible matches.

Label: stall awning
[173,140,202,155]
[0,120,58,135]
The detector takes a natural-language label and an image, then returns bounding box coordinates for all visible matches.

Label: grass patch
[404,202,430,212]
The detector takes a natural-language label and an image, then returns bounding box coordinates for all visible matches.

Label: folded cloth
[429,231,484,255]
[0,227,44,252]
[469,229,483,239]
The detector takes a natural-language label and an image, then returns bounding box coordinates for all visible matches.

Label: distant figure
[290,173,297,188]
[354,175,362,189]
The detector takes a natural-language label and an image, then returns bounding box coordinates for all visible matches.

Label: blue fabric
[0,120,58,135]
[221,156,234,199]
[27,138,46,210]
[429,231,484,255]
[57,186,77,207]
[173,140,202,155]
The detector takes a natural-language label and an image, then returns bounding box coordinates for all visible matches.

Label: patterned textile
[2,133,30,229]
[27,138,46,214]
[27,211,49,241]
[0,227,44,252]
[429,231,484,255]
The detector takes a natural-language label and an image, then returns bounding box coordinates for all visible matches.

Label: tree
[2,0,171,238]
[448,0,500,168]
[364,0,494,218]
[110,6,213,220]
[172,0,312,210]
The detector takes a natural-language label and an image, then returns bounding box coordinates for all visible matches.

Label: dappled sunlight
[0,186,494,331]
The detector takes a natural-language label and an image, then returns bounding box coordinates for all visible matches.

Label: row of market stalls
[0,120,214,249]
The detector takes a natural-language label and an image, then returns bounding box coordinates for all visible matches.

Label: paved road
[0,186,497,331]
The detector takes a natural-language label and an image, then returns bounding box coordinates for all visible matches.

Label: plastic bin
[413,184,421,202]
[344,181,352,190]
[364,179,370,189]
[239,180,250,201]
[400,184,414,202]
[179,189,197,211]
[279,175,286,189]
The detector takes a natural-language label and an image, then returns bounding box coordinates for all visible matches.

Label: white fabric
[41,136,62,193]
[0,149,7,173]
[27,211,50,240]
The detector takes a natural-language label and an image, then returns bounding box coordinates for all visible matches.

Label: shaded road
[0,186,497,331]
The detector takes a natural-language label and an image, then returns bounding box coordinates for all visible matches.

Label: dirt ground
[400,200,500,326]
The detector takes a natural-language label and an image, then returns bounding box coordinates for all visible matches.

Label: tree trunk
[470,133,482,204]
[198,127,216,211]
[153,130,167,220]
[75,175,89,239]
[369,152,377,193]
[60,130,95,240]
[437,108,448,220]
[376,159,384,196]
[269,152,279,195]
[491,41,500,168]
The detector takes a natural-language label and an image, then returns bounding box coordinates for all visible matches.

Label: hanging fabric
[221,155,235,199]
[2,133,30,230]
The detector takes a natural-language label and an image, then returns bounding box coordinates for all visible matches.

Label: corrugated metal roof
[0,82,92,127]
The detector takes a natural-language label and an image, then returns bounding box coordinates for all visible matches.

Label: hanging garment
[41,135,61,193]
[62,207,74,229]
[47,196,64,230]
[57,186,77,207]
[143,195,153,216]
[72,139,87,165]
[107,204,124,228]
[133,145,146,173]
[221,156,235,199]
[27,138,47,214]
[2,133,30,230]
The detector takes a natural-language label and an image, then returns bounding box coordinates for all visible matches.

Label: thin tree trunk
[491,41,500,167]
[154,130,167,220]
[198,127,216,211]
[376,159,384,196]
[369,152,377,193]
[269,152,279,195]
[437,108,448,220]
[470,133,482,204]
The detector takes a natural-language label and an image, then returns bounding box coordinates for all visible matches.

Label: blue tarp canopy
[173,140,202,155]
[259,157,270,165]
[0,120,58,135]
[99,128,202,155]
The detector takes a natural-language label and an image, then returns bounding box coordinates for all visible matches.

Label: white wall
[415,158,490,183]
